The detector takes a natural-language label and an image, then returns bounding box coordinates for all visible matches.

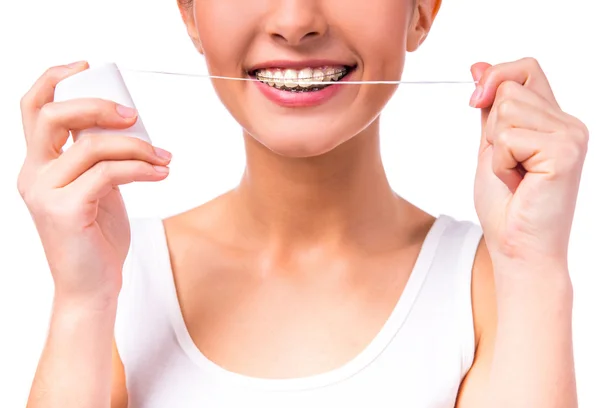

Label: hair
[178,0,193,8]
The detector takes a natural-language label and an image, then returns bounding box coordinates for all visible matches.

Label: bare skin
[108,198,496,408]
[23,0,582,407]
[107,122,499,407]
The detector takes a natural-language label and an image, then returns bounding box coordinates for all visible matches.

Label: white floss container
[54,62,151,144]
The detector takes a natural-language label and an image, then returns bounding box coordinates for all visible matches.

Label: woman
[19,0,587,407]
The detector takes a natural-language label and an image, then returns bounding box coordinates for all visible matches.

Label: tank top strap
[426,215,483,374]
[115,215,484,399]
[115,217,175,371]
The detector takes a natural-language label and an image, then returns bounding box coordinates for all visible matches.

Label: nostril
[270,31,322,45]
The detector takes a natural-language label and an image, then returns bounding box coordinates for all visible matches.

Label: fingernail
[470,86,483,107]
[116,104,137,118]
[154,165,170,174]
[66,60,86,68]
[153,147,172,160]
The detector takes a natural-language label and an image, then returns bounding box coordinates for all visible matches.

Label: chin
[251,128,348,158]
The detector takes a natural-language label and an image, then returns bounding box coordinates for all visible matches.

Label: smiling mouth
[250,66,355,92]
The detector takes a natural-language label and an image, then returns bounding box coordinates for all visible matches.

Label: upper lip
[247,59,356,73]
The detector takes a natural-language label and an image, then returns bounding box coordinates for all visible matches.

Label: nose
[265,0,328,46]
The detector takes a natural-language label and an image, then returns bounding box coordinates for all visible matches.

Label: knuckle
[133,161,153,176]
[496,99,515,119]
[78,134,101,155]
[85,99,121,126]
[564,142,581,161]
[115,135,152,159]
[21,66,66,112]
[43,65,61,77]
[19,93,33,112]
[134,138,155,158]
[495,129,512,147]
[575,122,590,147]
[522,57,541,70]
[496,81,519,99]
[90,97,111,111]
[554,143,584,175]
[37,103,59,125]
[88,98,115,114]
[94,161,112,181]
[43,65,68,83]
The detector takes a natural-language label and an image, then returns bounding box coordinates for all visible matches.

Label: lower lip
[252,70,354,108]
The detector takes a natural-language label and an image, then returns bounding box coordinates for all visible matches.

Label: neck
[231,119,408,249]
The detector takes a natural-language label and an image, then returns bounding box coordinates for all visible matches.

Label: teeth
[255,66,348,91]
[283,69,298,89]
[325,67,337,82]
[272,70,284,88]
[312,70,325,83]
[298,68,313,88]
[264,69,275,86]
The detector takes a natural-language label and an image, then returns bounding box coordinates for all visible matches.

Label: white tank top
[115,215,482,408]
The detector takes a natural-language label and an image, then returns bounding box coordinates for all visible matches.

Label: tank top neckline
[150,215,454,391]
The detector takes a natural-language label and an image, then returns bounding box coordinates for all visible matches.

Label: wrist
[49,295,118,347]
[492,262,573,307]
[490,250,570,277]
[53,290,120,315]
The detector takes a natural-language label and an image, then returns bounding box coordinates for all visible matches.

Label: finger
[494,83,583,130]
[470,62,491,84]
[490,128,545,192]
[479,97,559,156]
[30,99,139,163]
[65,160,170,203]
[470,58,558,110]
[43,134,172,188]
[471,63,493,153]
[486,98,565,145]
[493,80,560,116]
[20,61,89,141]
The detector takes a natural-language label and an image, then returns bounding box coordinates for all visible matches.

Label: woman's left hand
[470,58,589,270]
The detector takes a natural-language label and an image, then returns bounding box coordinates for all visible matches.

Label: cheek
[331,1,411,76]
[194,5,255,75]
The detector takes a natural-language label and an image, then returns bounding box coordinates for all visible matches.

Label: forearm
[27,296,117,408]
[487,265,577,408]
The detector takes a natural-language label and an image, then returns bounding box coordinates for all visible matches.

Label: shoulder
[162,192,234,258]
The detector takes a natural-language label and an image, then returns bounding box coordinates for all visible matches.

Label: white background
[0,0,598,406]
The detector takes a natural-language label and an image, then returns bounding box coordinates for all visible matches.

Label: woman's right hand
[18,61,172,308]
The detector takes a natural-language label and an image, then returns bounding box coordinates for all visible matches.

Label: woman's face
[180,0,437,157]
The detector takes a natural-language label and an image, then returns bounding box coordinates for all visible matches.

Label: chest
[172,248,420,379]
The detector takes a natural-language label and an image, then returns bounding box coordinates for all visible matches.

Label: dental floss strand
[52,62,478,147]
[121,68,478,85]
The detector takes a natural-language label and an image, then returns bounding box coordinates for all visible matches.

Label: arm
[457,57,585,408]
[27,297,129,408]
[111,339,129,408]
[18,61,169,408]
[27,299,117,408]
[456,239,576,408]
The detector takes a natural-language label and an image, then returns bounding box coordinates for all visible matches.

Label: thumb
[470,62,492,153]
[470,62,491,83]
